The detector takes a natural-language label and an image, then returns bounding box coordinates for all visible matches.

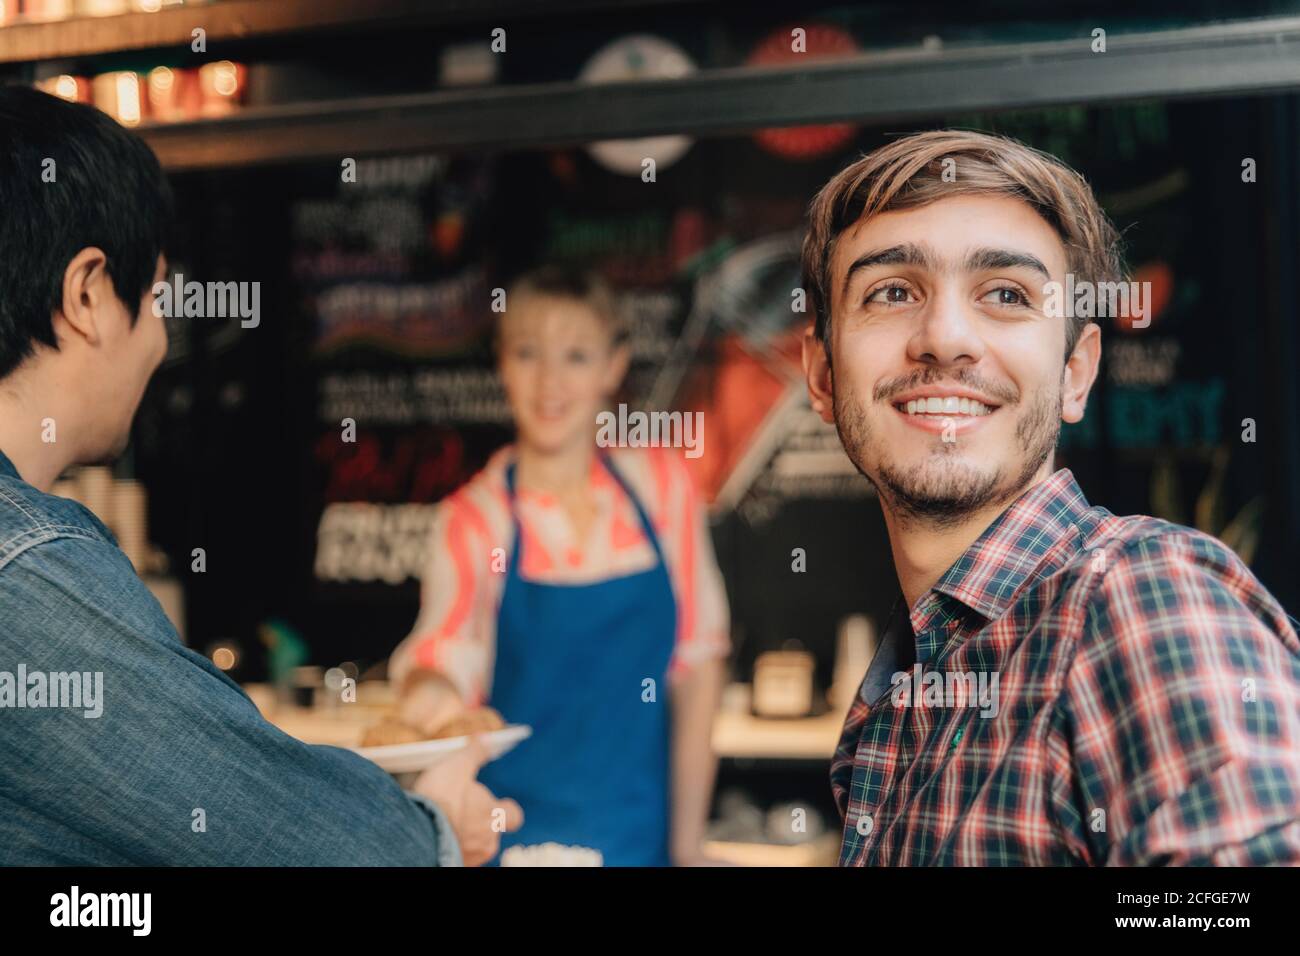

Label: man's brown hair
[801,129,1123,360]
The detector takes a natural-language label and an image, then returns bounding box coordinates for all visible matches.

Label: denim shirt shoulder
[0,454,118,573]
[0,451,461,865]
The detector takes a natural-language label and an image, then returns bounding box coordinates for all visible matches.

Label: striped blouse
[390,444,730,704]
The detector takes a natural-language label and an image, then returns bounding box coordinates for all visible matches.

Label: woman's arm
[389,491,497,723]
[643,445,732,865]
[670,655,725,865]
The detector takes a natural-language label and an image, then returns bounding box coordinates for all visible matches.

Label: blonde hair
[503,265,625,344]
[801,129,1123,358]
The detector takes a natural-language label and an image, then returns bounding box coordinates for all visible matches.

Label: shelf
[712,709,845,761]
[0,0,682,65]
[134,15,1300,170]
[704,834,839,867]
[262,696,847,761]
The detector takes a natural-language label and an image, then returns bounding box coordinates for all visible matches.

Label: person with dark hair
[0,87,520,865]
[802,129,1300,865]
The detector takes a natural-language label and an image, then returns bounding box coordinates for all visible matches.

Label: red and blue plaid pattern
[833,468,1300,865]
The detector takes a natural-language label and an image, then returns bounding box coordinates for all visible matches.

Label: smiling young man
[802,129,1300,866]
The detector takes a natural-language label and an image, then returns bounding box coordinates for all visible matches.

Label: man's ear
[55,247,112,347]
[802,323,835,423]
[1061,321,1102,424]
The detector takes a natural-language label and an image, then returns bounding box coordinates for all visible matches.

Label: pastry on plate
[360,719,425,748]
[429,706,506,739]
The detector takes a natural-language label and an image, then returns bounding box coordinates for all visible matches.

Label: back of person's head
[0,87,173,381]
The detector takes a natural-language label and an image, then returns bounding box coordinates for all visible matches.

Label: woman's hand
[414,735,524,866]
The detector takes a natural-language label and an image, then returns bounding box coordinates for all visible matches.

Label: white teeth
[900,397,995,417]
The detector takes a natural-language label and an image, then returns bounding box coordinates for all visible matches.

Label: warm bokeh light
[54,75,79,102]
[212,61,239,97]
[115,72,142,125]
[149,66,175,95]
[211,646,238,671]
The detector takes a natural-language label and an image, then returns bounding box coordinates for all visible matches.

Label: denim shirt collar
[0,449,18,481]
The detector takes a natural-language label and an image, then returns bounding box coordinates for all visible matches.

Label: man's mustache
[872,368,1020,406]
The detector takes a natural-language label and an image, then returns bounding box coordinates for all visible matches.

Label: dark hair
[0,86,173,380]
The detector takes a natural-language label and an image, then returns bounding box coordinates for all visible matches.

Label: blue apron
[478,454,677,866]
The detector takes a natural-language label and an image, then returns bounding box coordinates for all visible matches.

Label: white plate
[352,725,532,775]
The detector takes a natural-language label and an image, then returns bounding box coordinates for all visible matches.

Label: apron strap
[502,451,669,573]
[503,460,524,579]
[597,453,668,568]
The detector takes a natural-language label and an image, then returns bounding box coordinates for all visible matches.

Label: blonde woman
[390,267,729,866]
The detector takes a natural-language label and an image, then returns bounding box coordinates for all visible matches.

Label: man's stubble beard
[832,374,1062,532]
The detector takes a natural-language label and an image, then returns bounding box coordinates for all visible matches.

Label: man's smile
[889,386,1004,435]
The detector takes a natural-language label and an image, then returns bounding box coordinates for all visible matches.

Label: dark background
[133,91,1299,686]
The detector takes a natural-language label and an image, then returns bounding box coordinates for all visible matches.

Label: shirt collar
[914,468,1091,631]
[0,449,18,481]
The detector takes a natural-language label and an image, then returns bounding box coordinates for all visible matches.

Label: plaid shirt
[832,468,1300,865]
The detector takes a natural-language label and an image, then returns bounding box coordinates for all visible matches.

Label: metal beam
[0,0,693,64]
[141,15,1300,169]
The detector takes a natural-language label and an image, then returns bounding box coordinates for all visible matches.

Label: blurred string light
[208,643,240,672]
[115,71,141,124]
[149,66,174,96]
[53,75,79,100]
[209,61,239,97]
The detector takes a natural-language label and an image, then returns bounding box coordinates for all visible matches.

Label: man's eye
[983,286,1027,306]
[866,285,912,305]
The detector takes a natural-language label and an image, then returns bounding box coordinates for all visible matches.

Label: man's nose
[907,287,986,367]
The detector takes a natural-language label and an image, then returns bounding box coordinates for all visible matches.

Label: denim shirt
[0,449,460,865]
